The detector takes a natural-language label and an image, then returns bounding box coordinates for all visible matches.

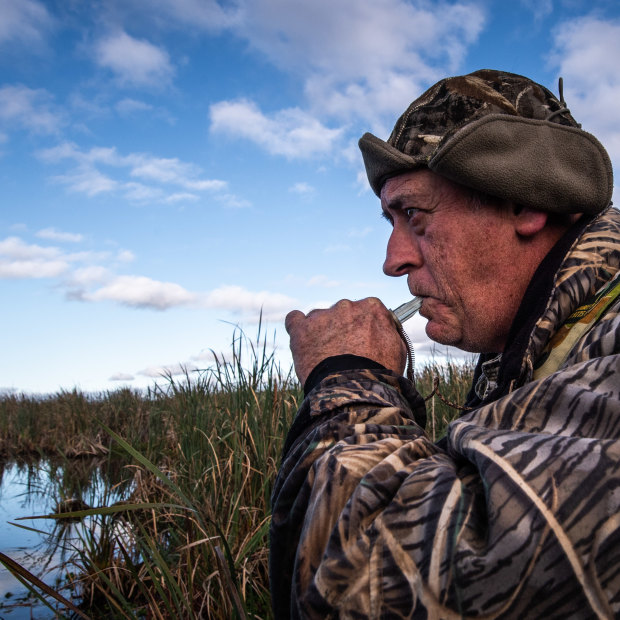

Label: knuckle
[284,310,303,333]
[305,307,324,319]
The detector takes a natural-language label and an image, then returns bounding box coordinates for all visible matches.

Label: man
[270,70,620,618]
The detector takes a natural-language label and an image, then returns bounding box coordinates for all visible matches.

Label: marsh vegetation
[0,330,474,618]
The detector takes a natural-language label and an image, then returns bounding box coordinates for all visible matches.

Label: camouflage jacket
[270,207,620,619]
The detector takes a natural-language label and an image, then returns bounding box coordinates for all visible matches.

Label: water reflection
[0,457,134,618]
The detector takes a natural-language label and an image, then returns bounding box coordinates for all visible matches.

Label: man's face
[381,169,525,353]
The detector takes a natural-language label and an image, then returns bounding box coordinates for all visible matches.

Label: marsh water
[0,458,132,618]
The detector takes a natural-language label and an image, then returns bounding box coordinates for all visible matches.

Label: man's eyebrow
[382,196,405,212]
[384,193,427,214]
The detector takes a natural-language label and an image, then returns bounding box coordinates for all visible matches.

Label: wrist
[303,354,386,396]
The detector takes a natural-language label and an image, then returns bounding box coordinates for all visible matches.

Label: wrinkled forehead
[380,168,471,210]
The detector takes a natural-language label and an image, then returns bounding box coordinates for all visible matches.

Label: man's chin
[424,319,461,349]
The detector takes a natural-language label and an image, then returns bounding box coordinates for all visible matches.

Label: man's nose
[383,226,421,277]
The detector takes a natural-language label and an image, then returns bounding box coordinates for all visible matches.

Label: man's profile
[270,69,619,618]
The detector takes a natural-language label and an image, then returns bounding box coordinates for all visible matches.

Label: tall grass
[0,329,474,618]
[415,357,477,440]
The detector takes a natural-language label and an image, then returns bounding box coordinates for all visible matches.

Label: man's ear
[513,205,548,238]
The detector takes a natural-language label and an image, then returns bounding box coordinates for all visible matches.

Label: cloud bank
[0,234,297,320]
[0,0,53,48]
[206,0,485,156]
[550,16,620,167]
[38,142,229,203]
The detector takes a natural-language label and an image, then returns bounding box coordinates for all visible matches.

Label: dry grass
[415,357,477,440]
[0,330,474,618]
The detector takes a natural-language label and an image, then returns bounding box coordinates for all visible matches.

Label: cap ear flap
[428,115,613,215]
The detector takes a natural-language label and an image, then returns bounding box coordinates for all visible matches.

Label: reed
[0,329,473,618]
[415,356,477,441]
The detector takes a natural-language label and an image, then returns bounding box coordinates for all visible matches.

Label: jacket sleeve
[269,350,620,619]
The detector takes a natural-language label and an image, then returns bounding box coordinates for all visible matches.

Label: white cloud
[520,0,553,21]
[39,141,228,202]
[87,275,198,310]
[190,349,221,363]
[116,250,135,263]
[0,0,53,47]
[205,1,485,158]
[65,266,111,288]
[0,84,62,134]
[0,236,132,283]
[94,31,175,87]
[123,0,485,113]
[290,182,315,195]
[0,236,60,260]
[128,156,226,190]
[0,258,67,279]
[238,0,481,77]
[0,237,114,271]
[215,193,252,209]
[356,168,373,194]
[122,0,241,31]
[122,182,166,202]
[210,99,343,159]
[165,192,200,203]
[203,285,297,320]
[550,16,620,167]
[138,363,198,378]
[237,0,484,123]
[114,98,175,124]
[115,98,153,115]
[78,278,297,319]
[0,236,68,278]
[0,234,295,319]
[137,362,198,379]
[36,228,84,243]
[109,372,135,381]
[53,167,119,196]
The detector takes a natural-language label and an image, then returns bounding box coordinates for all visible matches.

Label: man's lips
[416,296,449,319]
[411,292,445,303]
[411,293,434,305]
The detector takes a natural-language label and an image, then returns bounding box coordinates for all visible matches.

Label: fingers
[286,298,388,333]
[284,297,407,381]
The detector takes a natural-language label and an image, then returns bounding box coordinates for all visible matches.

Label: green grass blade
[100,422,197,511]
[7,521,49,535]
[17,502,185,521]
[0,551,91,620]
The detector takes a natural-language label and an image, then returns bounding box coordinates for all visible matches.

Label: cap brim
[358,132,424,196]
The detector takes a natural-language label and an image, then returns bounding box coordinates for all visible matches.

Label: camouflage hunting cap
[359,69,613,214]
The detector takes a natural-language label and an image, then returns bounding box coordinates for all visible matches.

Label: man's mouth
[418,296,448,318]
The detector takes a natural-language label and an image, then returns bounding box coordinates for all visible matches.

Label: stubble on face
[382,170,524,354]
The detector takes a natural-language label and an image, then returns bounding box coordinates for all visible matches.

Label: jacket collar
[468,206,620,406]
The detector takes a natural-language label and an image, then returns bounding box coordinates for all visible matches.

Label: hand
[285,297,407,385]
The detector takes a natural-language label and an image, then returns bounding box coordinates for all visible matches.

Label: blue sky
[1,0,618,394]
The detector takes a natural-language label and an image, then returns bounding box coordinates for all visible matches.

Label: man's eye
[404,207,420,218]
